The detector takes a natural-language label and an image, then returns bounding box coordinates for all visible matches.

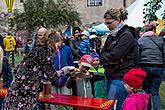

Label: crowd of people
[0,7,165,110]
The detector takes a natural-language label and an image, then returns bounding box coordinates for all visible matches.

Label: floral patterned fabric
[2,44,57,110]
[0,46,3,73]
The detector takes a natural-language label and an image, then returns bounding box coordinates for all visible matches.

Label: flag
[156,18,165,35]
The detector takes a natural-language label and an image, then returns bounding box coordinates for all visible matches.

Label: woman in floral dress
[2,29,70,110]
[0,46,3,74]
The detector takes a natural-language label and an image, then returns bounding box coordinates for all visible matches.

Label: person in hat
[89,52,106,98]
[123,68,149,110]
[89,29,101,53]
[67,54,94,97]
[78,31,91,56]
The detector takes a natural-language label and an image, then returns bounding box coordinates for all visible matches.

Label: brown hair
[104,7,128,21]
[54,27,63,36]
[46,29,64,53]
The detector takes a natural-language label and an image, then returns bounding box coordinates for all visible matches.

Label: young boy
[123,68,149,110]
[67,54,94,97]
[89,52,106,98]
[78,31,91,56]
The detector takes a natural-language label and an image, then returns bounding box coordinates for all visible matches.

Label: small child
[67,54,94,97]
[24,39,33,55]
[78,31,91,56]
[89,52,106,98]
[123,68,149,110]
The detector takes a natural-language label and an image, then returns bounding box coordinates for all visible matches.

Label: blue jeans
[106,80,128,110]
[2,59,13,88]
[5,51,15,67]
[142,67,165,110]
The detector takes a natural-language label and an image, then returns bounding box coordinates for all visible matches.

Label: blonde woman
[101,7,135,110]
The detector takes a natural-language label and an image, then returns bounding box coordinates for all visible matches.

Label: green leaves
[143,0,164,22]
[13,0,81,32]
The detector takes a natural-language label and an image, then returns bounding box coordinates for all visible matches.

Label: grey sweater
[76,78,93,98]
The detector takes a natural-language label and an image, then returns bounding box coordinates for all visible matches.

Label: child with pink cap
[67,54,94,97]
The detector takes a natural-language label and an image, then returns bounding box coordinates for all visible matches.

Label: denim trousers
[5,51,15,67]
[106,79,128,110]
[2,60,13,88]
[142,67,165,110]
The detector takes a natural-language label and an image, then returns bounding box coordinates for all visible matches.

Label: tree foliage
[143,0,165,22]
[13,0,81,32]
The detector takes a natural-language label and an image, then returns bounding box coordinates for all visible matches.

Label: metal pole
[123,0,126,7]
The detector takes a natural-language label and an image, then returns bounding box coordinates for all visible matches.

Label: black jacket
[101,25,135,79]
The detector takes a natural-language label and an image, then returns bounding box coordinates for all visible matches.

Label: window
[87,0,102,6]
[20,0,24,3]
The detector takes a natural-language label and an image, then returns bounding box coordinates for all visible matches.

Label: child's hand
[70,68,80,77]
[85,71,90,75]
[56,70,63,77]
[61,66,75,74]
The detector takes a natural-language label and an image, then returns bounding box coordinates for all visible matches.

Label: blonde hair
[104,7,128,21]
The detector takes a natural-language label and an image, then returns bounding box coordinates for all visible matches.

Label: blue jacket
[78,39,91,56]
[53,44,74,86]
[54,44,74,70]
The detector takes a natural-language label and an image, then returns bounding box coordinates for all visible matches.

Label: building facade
[71,0,135,25]
[1,0,136,25]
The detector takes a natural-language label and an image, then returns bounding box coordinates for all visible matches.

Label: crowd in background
[0,7,165,110]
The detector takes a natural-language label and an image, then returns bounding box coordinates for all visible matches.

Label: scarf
[108,22,124,37]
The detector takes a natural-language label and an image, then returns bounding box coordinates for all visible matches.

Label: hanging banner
[4,0,15,14]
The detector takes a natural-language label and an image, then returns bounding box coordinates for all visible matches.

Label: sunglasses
[104,20,115,26]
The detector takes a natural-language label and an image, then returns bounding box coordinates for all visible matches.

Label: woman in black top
[101,7,135,110]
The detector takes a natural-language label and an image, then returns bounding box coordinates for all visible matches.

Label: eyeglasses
[104,20,115,26]
[38,34,43,37]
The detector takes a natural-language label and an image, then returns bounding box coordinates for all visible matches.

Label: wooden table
[38,93,115,110]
